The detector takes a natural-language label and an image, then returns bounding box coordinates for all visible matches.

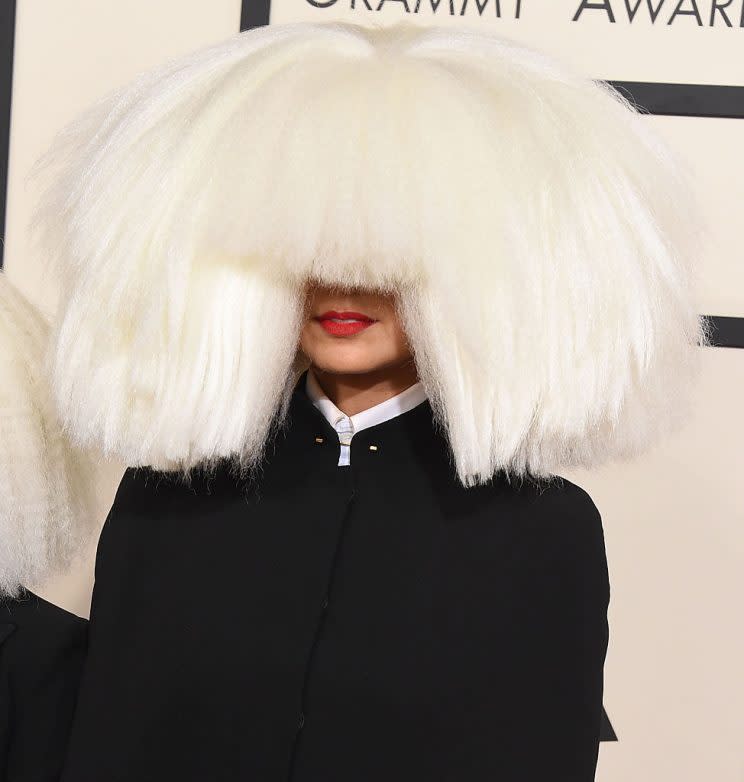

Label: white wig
[0,272,97,597]
[26,21,712,488]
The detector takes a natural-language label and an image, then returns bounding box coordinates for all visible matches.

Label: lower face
[298,280,415,376]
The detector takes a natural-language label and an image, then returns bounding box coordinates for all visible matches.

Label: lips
[315,310,377,337]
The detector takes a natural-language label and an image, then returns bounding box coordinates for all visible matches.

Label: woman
[4,20,710,782]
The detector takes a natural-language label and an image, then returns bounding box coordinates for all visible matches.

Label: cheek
[387,315,412,348]
[372,321,412,360]
[298,321,316,356]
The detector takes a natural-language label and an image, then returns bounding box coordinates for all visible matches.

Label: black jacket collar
[266,369,453,479]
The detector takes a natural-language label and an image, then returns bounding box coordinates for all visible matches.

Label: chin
[310,353,388,377]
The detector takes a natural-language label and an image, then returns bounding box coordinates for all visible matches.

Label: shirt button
[298,712,305,730]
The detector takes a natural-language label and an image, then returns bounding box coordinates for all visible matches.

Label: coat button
[321,596,329,611]
[298,712,305,730]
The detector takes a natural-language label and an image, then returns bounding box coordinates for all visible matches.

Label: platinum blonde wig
[0,272,97,596]
[27,21,712,488]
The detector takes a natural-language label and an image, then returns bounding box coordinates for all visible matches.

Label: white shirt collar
[305,368,428,438]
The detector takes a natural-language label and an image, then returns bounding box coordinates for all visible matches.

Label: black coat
[0,592,87,782]
[6,370,611,781]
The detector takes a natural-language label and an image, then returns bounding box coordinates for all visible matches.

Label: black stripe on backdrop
[0,6,739,349]
[609,80,744,119]
[0,0,16,270]
[241,0,272,32]
[708,315,744,349]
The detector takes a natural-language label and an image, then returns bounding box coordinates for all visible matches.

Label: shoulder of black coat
[515,472,604,552]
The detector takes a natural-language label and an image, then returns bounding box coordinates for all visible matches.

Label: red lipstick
[315,310,377,337]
